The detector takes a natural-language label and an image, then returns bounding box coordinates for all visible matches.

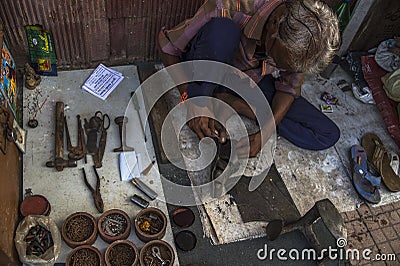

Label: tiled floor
[342,202,400,265]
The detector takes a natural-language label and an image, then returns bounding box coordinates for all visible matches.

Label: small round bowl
[66,245,103,266]
[139,240,175,266]
[20,194,51,216]
[171,207,195,228]
[134,207,167,243]
[98,209,131,243]
[62,212,98,248]
[105,239,139,266]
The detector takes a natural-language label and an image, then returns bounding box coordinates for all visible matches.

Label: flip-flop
[361,133,400,192]
[350,145,381,204]
[388,151,400,175]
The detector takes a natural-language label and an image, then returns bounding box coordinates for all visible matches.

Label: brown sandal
[361,133,400,192]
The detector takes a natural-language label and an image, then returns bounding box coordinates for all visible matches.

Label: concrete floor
[22,65,179,265]
[151,63,400,246]
[279,66,400,215]
[273,66,400,240]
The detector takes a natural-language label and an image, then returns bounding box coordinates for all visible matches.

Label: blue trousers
[183,18,340,150]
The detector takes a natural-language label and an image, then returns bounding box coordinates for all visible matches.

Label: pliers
[82,166,104,213]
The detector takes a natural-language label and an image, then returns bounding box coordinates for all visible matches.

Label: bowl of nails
[24,224,54,257]
[105,239,139,266]
[62,212,98,248]
[139,239,174,266]
[66,245,103,266]
[134,207,167,243]
[98,209,131,243]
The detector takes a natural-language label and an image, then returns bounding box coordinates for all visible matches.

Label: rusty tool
[82,166,104,213]
[266,199,347,257]
[84,114,102,154]
[93,111,110,168]
[65,115,85,161]
[46,102,77,171]
[65,115,77,153]
[78,115,88,163]
[113,116,134,152]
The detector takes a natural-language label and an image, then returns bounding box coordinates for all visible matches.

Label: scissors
[93,111,110,168]
[151,246,170,266]
[94,111,110,130]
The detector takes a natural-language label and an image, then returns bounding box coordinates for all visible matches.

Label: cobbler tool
[78,115,88,163]
[131,178,158,201]
[266,199,346,256]
[141,160,156,176]
[65,115,85,161]
[93,111,110,168]
[82,166,104,213]
[84,113,102,154]
[131,92,147,142]
[46,102,77,171]
[130,194,149,209]
[113,116,134,152]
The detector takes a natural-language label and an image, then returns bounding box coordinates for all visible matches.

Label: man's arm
[157,43,188,94]
[157,30,220,142]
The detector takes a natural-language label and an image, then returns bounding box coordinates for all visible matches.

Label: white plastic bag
[375,38,400,72]
[14,215,61,266]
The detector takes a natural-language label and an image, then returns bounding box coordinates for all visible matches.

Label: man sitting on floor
[158,0,340,158]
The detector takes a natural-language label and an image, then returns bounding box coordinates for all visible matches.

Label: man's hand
[187,103,226,143]
[236,132,262,158]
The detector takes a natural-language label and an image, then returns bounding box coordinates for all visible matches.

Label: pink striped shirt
[159,0,303,97]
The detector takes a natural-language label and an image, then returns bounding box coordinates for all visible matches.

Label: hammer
[266,199,347,256]
[46,101,77,171]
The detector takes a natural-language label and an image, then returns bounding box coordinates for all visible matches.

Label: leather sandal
[350,145,381,204]
[361,133,400,192]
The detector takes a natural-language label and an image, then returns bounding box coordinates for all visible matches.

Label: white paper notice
[82,64,124,100]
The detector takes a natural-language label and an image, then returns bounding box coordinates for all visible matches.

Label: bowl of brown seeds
[105,239,139,266]
[66,245,103,266]
[62,212,98,248]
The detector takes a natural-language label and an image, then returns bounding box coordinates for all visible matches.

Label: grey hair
[277,0,340,74]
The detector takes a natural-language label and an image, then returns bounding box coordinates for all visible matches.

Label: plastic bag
[14,215,61,266]
[375,38,400,72]
[381,68,400,101]
[346,51,375,104]
[351,83,375,104]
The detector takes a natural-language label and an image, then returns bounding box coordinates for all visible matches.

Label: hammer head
[266,220,283,241]
[46,158,77,171]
